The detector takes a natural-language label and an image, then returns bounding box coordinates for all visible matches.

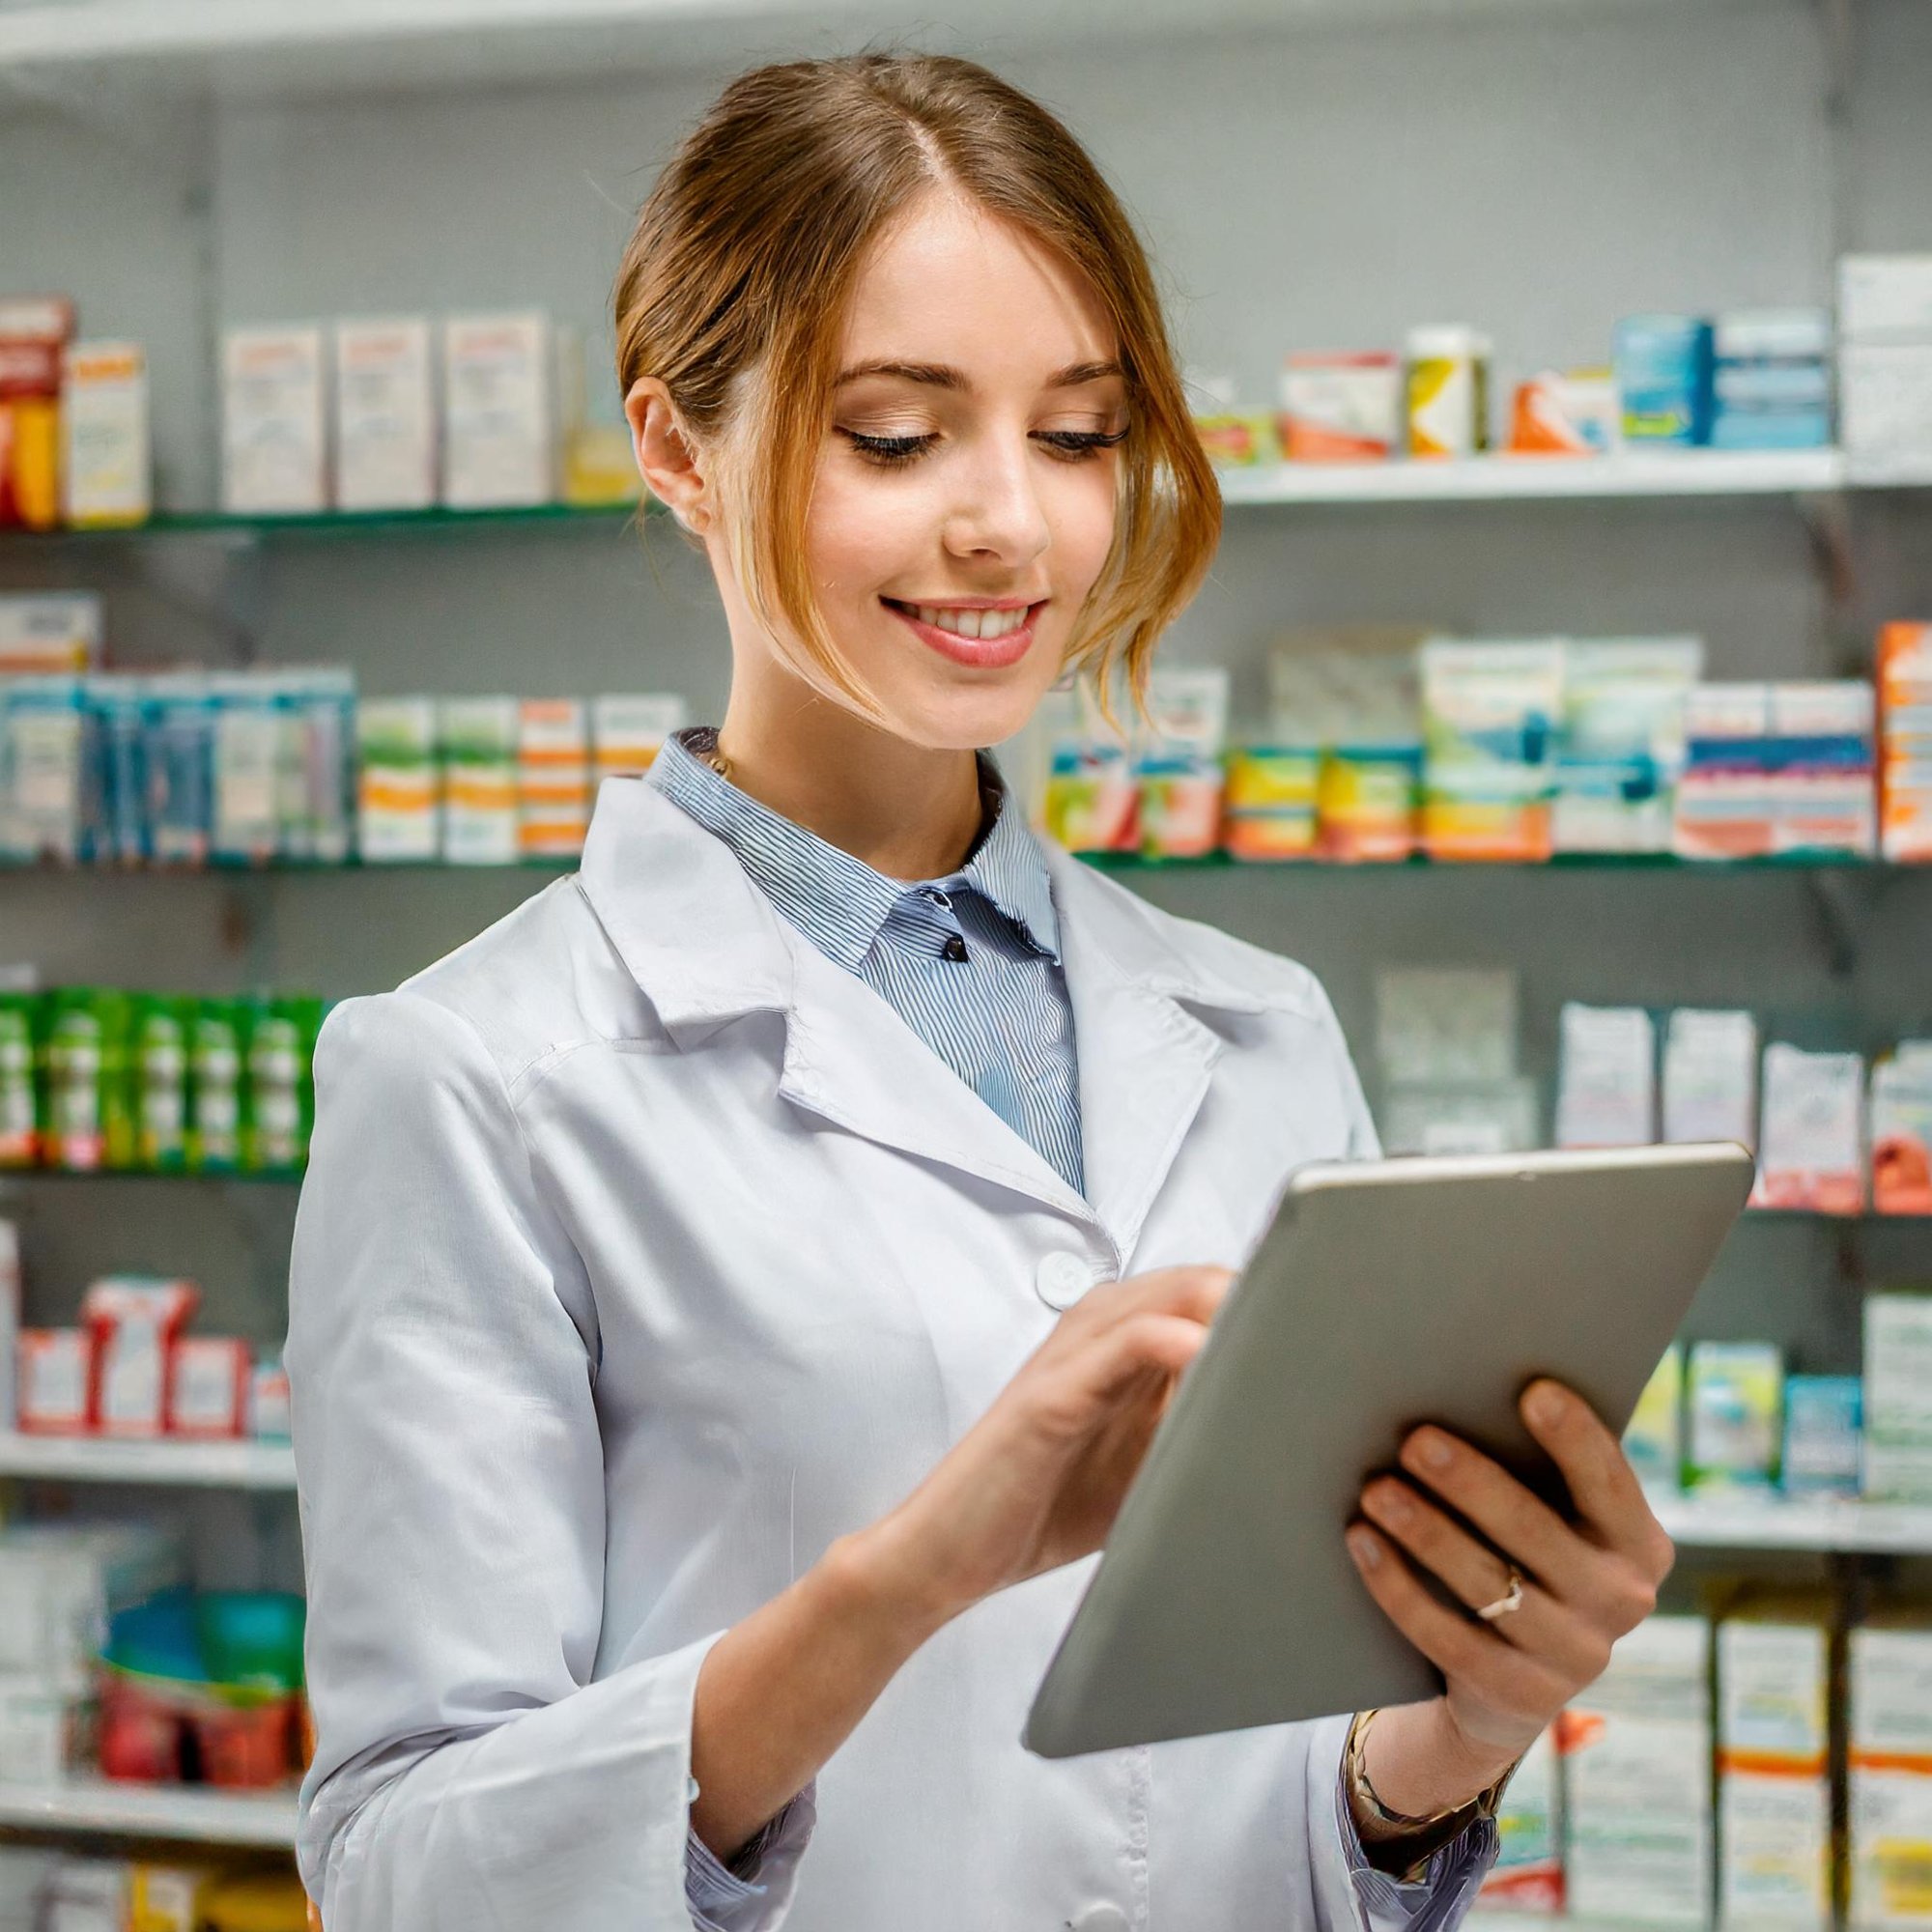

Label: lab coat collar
[579,779,1263,1258]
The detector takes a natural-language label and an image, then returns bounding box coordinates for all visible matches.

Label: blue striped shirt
[648,728,1085,1197]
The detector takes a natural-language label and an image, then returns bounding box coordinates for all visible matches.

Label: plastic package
[1221,748,1319,861]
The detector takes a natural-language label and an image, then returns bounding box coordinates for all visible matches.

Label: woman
[288,52,1672,1932]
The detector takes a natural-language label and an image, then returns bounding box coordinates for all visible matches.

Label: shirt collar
[648,729,1063,970]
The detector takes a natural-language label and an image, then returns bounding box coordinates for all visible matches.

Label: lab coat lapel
[1042,847,1243,1264]
[578,778,1088,1219]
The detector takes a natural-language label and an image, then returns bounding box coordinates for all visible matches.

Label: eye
[1035,427,1129,462]
[837,428,938,467]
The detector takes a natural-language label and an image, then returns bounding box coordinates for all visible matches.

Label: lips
[882,598,1044,669]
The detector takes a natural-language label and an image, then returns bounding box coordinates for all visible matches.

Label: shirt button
[942,934,969,963]
[1035,1251,1096,1311]
[923,887,953,911]
[1070,1907,1130,1932]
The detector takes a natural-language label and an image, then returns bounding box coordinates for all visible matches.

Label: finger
[1062,1313,1208,1410]
[1397,1426,1588,1590]
[1359,1481,1613,1683]
[1520,1381,1674,1582]
[1079,1266,1234,1336]
[1345,1526,1570,1720]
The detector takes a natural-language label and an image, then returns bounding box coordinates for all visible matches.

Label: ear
[624,377,711,533]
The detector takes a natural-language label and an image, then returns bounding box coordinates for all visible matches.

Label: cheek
[1045,466,1120,597]
[805,468,931,600]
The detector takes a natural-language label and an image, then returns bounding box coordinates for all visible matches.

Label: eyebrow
[833,357,1124,391]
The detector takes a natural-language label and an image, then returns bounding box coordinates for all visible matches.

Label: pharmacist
[287,52,1674,1932]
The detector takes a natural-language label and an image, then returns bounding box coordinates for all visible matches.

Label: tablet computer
[1023,1141,1753,1759]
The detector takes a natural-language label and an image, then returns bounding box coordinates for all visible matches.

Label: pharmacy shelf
[0,1167,302,1185]
[0,1778,298,1848]
[1216,446,1848,504]
[1654,1492,1932,1555]
[0,1434,296,1491]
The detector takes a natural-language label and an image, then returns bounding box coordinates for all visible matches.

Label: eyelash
[838,427,1128,468]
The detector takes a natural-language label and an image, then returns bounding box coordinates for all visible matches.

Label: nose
[941,432,1050,570]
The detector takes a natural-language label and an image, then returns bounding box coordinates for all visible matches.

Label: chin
[882,681,1048,753]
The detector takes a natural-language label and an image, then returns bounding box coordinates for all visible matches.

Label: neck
[715,686,985,884]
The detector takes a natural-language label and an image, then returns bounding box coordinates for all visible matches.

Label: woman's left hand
[1346,1377,1675,1767]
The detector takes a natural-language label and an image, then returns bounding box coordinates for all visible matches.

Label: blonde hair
[612,52,1219,716]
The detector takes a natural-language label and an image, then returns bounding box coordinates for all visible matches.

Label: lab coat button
[1070,1907,1130,1932]
[1035,1251,1095,1310]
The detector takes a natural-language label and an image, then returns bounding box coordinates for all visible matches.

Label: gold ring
[1476,1567,1526,1622]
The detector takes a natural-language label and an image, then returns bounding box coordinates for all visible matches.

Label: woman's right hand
[856,1265,1234,1628]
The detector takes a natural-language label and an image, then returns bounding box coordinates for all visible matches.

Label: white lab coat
[289,775,1398,1932]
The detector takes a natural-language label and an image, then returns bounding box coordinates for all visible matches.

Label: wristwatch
[1343,1709,1520,1883]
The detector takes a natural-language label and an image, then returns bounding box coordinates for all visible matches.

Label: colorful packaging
[1193,412,1275,468]
[1863,1294,1932,1503]
[441,312,553,509]
[1135,668,1228,860]
[555,324,642,508]
[131,995,191,1173]
[243,996,320,1173]
[517,697,591,858]
[1222,748,1319,861]
[1406,327,1492,459]
[143,673,215,867]
[247,1353,292,1442]
[15,1329,92,1435]
[1770,680,1877,858]
[1851,1622,1932,1927]
[167,1338,251,1440]
[41,988,132,1171]
[1552,639,1703,853]
[1507,368,1616,456]
[1781,1375,1863,1495]
[1718,1614,1831,1927]
[591,695,688,786]
[281,666,356,863]
[1688,1341,1783,1490]
[356,696,440,862]
[1419,639,1562,861]
[1278,353,1401,462]
[220,325,327,516]
[1662,1009,1760,1150]
[1623,1345,1684,1492]
[60,341,151,526]
[1478,1726,1563,1910]
[1674,683,1775,860]
[91,673,149,865]
[0,297,73,530]
[81,1275,200,1438]
[128,1864,217,1932]
[1873,1044,1932,1214]
[1555,1003,1657,1149]
[188,1000,246,1173]
[439,696,520,866]
[1711,310,1833,452]
[333,317,435,513]
[0,591,101,675]
[1562,1617,1712,1922]
[0,992,38,1167]
[1753,1044,1865,1214]
[0,1217,18,1434]
[0,675,87,862]
[1614,314,1715,447]
[1044,739,1138,853]
[1318,746,1421,861]
[1879,622,1932,863]
[209,673,284,865]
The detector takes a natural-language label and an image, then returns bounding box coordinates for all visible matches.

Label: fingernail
[1370,1483,1412,1525]
[1416,1431,1454,1470]
[1348,1527,1382,1569]
[1526,1383,1567,1428]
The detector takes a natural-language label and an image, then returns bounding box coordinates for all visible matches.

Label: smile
[882,598,1045,669]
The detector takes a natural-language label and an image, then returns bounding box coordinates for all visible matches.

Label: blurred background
[0,1,1929,1925]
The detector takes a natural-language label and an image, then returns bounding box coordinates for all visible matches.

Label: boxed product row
[0,1517,307,1802]
[222,312,637,516]
[0,299,148,530]
[1554,1006,1932,1216]
[1194,257,1932,470]
[0,987,322,1176]
[0,1854,308,1932]
[1043,625,1929,865]
[1486,1605,1932,1930]
[0,1247,290,1444]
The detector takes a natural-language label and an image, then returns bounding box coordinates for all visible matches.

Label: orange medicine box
[518,697,590,858]
[1880,621,1932,863]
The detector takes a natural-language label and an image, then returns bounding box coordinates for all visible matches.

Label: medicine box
[1278,352,1401,462]
[1688,1341,1782,1491]
[1477,1725,1563,1910]
[1851,1623,1932,1928]
[518,697,590,858]
[1864,1295,1932,1503]
[1555,1003,1657,1150]
[1624,1345,1683,1492]
[1880,622,1932,863]
[60,342,150,526]
[592,695,688,785]
[1873,1046,1932,1216]
[220,326,327,515]
[441,311,553,509]
[1839,256,1932,344]
[334,317,436,512]
[356,697,440,863]
[1419,639,1562,862]
[0,592,100,676]
[1782,1375,1863,1495]
[439,696,520,867]
[1662,1009,1759,1150]
[1552,639,1701,855]
[1614,315,1715,447]
[1753,1044,1865,1215]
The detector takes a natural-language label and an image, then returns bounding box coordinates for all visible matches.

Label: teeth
[908,604,1029,640]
